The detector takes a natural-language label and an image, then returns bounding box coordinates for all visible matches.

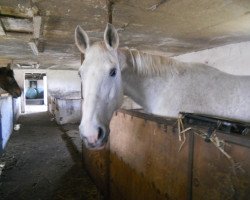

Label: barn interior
[1,0,250,199]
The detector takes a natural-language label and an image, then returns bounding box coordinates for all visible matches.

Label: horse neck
[117,48,168,112]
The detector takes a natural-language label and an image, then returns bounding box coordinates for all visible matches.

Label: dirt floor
[0,112,102,200]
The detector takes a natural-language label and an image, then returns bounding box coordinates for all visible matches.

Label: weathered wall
[14,69,81,118]
[46,70,82,124]
[175,41,250,75]
[49,97,81,125]
[14,69,47,112]
[14,69,47,89]
[14,69,81,99]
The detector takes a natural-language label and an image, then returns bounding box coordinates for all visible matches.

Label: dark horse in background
[0,64,21,98]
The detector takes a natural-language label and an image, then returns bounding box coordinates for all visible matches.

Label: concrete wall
[14,70,82,100]
[14,69,47,113]
[46,70,82,124]
[13,98,20,122]
[49,97,82,125]
[175,41,250,75]
[47,70,81,99]
[14,69,81,117]
[14,69,47,90]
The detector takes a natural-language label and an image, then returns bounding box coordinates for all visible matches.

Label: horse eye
[109,68,117,77]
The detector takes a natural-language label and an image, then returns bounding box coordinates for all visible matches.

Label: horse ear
[7,63,11,69]
[75,25,90,54]
[104,23,119,50]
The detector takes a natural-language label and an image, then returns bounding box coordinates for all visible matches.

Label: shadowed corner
[54,124,104,199]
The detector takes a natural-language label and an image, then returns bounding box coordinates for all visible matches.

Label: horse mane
[126,48,184,77]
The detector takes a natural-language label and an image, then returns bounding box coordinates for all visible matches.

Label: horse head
[0,64,22,98]
[75,24,123,149]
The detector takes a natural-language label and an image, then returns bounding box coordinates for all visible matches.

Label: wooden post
[0,19,6,36]
[106,0,114,24]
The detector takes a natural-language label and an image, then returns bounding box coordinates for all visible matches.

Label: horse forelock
[87,42,110,55]
[84,42,118,66]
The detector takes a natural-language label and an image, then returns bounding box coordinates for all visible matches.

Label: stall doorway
[24,73,47,113]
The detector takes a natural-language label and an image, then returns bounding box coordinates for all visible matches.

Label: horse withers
[0,64,22,98]
[75,23,250,150]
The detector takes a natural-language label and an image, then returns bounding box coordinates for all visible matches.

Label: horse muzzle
[80,126,109,150]
[12,89,22,98]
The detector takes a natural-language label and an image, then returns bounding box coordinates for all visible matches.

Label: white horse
[75,23,250,149]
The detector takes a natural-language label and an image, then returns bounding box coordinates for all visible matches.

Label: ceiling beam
[28,39,39,56]
[0,19,5,35]
[1,17,33,33]
[0,5,38,18]
[33,16,42,39]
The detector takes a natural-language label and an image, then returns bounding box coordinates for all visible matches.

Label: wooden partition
[192,133,250,200]
[82,110,250,200]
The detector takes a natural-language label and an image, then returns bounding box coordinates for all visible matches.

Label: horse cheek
[108,85,117,101]
[107,86,115,109]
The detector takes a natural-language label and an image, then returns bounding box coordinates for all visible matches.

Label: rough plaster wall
[47,70,81,99]
[175,42,250,75]
[13,97,20,121]
[14,69,81,116]
[14,69,47,112]
[46,70,82,124]
[53,99,82,125]
[13,69,24,90]
[14,69,81,98]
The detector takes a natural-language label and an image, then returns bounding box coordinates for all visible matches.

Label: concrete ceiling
[0,0,250,70]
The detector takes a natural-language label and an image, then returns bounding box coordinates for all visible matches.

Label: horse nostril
[98,127,105,140]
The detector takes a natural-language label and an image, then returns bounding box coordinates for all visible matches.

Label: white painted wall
[43,76,48,106]
[53,98,82,124]
[47,70,81,99]
[46,70,82,124]
[14,69,47,113]
[175,41,250,76]
[14,69,81,111]
[14,69,47,89]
